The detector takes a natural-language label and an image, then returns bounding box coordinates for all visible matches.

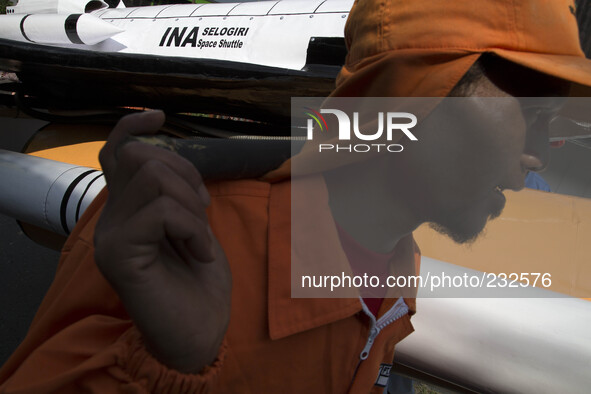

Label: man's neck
[322,163,419,254]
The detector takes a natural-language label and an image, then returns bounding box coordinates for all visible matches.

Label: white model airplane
[0,0,351,121]
[2,0,350,69]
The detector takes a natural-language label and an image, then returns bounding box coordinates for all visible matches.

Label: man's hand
[94,111,231,373]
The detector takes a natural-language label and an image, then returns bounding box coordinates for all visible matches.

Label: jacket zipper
[347,297,409,392]
[359,297,409,360]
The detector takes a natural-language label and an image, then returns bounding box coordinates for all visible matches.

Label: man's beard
[429,204,504,245]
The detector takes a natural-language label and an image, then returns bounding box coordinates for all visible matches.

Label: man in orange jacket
[2,0,591,393]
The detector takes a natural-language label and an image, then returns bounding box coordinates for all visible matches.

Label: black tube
[130,135,305,181]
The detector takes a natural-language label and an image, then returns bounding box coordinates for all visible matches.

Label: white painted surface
[395,257,591,393]
[0,1,353,70]
[0,150,104,235]
[0,14,122,45]
[7,0,108,15]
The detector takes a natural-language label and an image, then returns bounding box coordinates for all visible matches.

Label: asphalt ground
[0,117,60,367]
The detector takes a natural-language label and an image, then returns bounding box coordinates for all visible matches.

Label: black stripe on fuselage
[20,15,34,43]
[65,14,84,44]
[60,169,99,234]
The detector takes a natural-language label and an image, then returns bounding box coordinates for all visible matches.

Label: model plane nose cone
[76,13,123,45]
[0,13,123,46]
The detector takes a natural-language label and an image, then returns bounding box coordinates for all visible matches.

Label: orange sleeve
[0,189,226,393]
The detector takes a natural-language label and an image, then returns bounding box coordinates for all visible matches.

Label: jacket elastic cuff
[119,328,226,394]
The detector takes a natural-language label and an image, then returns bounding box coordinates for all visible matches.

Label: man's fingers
[106,141,207,203]
[124,196,215,263]
[97,110,216,270]
[107,159,209,224]
[99,110,166,177]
